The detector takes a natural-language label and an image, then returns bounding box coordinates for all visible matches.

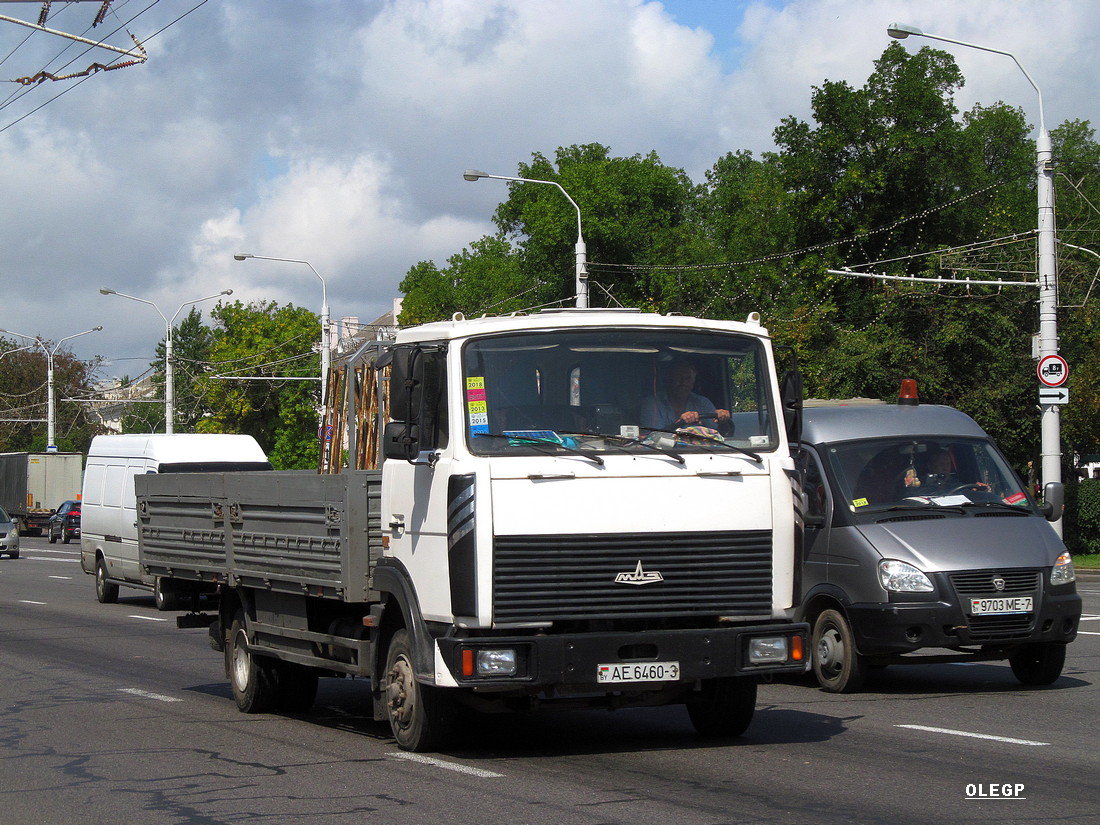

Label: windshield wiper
[573,431,685,465]
[472,432,604,467]
[957,500,1033,515]
[644,428,762,463]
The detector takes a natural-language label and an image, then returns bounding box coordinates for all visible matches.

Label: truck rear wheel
[383,629,453,752]
[812,608,866,693]
[1009,642,1066,686]
[227,610,278,713]
[95,558,119,604]
[154,578,180,611]
[687,675,757,737]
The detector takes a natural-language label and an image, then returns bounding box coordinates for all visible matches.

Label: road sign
[1039,387,1069,405]
[1037,354,1068,387]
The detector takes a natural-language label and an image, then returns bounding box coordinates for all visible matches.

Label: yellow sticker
[852,497,869,508]
[466,376,485,389]
[467,400,487,414]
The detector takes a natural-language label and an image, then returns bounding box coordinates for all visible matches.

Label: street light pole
[888,23,1063,531]
[0,326,102,451]
[233,253,330,403]
[463,169,589,308]
[100,288,232,434]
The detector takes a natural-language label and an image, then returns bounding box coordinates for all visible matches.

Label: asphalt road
[3,535,1099,825]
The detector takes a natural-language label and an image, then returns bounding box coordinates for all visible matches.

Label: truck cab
[795,383,1081,692]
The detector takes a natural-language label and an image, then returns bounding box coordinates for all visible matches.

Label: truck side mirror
[1040,481,1064,522]
[780,368,803,444]
[383,421,420,461]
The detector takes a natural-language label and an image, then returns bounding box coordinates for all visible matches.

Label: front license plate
[970,596,1033,615]
[597,661,680,683]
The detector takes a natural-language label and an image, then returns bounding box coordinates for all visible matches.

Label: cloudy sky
[1,0,1098,379]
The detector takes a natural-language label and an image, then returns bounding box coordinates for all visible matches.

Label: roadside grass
[1073,553,1100,570]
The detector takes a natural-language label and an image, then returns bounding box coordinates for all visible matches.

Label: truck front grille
[492,530,773,623]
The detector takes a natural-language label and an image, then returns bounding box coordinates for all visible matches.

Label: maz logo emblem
[614,561,664,585]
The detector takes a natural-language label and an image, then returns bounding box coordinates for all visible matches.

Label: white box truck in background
[0,452,83,536]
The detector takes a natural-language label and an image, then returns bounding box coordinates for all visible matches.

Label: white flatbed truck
[138,309,809,751]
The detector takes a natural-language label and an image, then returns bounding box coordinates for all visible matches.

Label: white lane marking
[1078,614,1100,621]
[1076,631,1100,636]
[128,615,169,622]
[18,600,47,605]
[388,752,504,778]
[118,688,182,703]
[24,556,81,562]
[48,575,73,580]
[897,724,1049,746]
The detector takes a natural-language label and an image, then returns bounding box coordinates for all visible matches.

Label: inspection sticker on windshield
[970,597,1033,615]
[598,661,680,683]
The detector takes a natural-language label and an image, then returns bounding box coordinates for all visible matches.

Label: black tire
[274,663,320,712]
[1009,642,1066,686]
[686,676,757,738]
[153,578,179,611]
[383,628,453,752]
[48,527,57,544]
[7,549,18,559]
[62,532,71,545]
[812,608,866,693]
[95,558,119,604]
[226,609,278,713]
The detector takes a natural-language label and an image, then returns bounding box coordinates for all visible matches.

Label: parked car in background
[48,500,81,544]
[0,504,18,558]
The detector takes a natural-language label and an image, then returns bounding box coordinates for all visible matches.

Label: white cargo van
[80,434,271,609]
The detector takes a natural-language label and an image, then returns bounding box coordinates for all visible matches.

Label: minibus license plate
[597,662,680,683]
[970,596,1033,615]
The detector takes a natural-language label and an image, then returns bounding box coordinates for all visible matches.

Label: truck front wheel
[686,676,757,737]
[95,558,119,604]
[1009,642,1066,686]
[383,629,453,752]
[227,610,278,713]
[812,608,866,693]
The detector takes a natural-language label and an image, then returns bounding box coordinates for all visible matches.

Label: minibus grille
[492,530,773,623]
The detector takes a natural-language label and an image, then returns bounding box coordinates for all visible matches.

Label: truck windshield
[462,328,778,457]
[823,437,1034,514]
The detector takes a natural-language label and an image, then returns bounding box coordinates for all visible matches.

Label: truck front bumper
[848,589,1081,657]
[435,623,809,688]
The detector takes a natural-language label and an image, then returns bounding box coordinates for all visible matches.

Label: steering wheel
[945,483,990,495]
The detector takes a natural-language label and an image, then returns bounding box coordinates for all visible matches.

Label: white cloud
[0,0,1096,378]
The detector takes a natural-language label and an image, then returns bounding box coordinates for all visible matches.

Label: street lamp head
[99,287,116,295]
[221,289,234,296]
[463,169,488,182]
[93,326,103,332]
[887,22,922,39]
[233,253,253,261]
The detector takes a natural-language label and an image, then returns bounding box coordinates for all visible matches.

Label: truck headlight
[461,648,518,677]
[748,636,789,664]
[879,559,934,593]
[1051,551,1075,586]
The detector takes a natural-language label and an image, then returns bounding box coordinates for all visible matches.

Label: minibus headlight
[879,559,934,593]
[1051,551,1075,585]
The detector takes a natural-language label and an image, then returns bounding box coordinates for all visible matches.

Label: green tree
[121,307,215,434]
[0,337,102,453]
[196,300,321,469]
